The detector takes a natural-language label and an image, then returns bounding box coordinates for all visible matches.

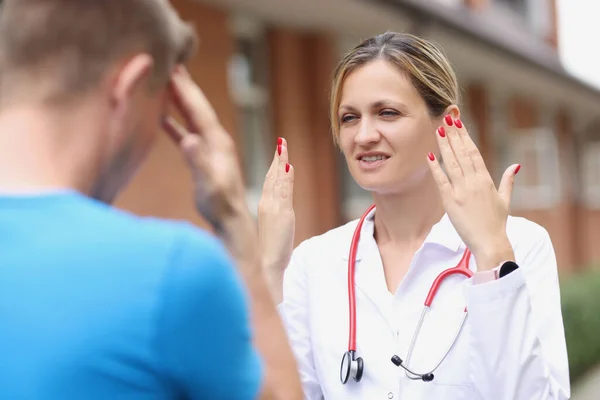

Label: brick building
[112,0,600,273]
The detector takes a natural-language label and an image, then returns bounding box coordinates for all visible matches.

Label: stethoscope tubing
[403,306,469,380]
[347,203,375,352]
[344,204,474,382]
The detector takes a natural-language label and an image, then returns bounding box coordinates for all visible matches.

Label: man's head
[0,0,197,201]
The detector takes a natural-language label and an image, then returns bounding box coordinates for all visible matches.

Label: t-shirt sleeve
[156,226,263,400]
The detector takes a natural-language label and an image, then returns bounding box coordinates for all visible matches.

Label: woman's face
[338,59,452,194]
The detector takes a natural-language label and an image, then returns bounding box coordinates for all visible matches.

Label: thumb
[498,164,521,206]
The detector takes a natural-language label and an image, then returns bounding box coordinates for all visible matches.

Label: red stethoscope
[340,204,474,384]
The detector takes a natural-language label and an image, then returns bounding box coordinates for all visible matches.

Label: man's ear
[111,53,154,107]
[442,104,460,120]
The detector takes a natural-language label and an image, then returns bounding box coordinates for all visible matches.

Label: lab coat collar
[341,208,464,262]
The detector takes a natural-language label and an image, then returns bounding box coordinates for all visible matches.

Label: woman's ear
[443,104,460,119]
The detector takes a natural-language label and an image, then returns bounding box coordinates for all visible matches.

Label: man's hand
[162,67,254,258]
[161,66,303,400]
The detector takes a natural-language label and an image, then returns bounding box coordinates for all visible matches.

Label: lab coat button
[387,392,394,399]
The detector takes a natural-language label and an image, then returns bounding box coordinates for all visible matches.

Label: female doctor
[258,32,570,399]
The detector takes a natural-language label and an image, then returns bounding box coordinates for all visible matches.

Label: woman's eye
[341,115,356,124]
[380,109,399,118]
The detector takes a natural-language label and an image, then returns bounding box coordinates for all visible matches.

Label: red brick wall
[267,29,341,245]
[465,83,495,171]
[463,0,488,10]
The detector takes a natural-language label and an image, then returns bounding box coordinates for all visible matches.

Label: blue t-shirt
[0,191,263,399]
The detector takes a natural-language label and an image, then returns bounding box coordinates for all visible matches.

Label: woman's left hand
[427,115,520,271]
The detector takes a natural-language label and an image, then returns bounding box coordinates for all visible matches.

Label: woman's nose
[354,118,380,145]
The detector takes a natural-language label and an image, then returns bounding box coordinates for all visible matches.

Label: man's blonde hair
[0,0,197,104]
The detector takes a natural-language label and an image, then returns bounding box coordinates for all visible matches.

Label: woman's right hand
[258,138,295,303]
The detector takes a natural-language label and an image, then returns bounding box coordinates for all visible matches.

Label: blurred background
[111,0,599,397]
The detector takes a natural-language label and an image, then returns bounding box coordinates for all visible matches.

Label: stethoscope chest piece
[340,350,364,384]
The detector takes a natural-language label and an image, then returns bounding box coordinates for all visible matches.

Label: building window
[504,127,561,209]
[494,0,527,13]
[491,0,551,38]
[227,16,271,216]
[527,0,551,39]
[582,141,600,208]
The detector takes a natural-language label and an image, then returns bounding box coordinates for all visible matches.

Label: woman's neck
[372,174,445,248]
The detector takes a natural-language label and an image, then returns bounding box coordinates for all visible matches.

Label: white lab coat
[278,210,570,399]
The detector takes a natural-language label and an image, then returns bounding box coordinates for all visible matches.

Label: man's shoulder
[78,203,225,264]
[122,216,238,296]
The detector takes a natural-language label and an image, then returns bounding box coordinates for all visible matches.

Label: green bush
[560,266,600,384]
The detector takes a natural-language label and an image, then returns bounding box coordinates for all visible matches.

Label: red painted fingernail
[445,115,453,126]
[455,119,463,128]
[437,126,445,137]
[286,163,290,173]
[277,144,282,156]
[277,137,283,145]
[428,152,435,161]
[515,164,521,175]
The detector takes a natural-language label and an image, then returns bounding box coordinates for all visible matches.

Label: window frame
[228,15,272,217]
[506,127,562,210]
[581,141,600,208]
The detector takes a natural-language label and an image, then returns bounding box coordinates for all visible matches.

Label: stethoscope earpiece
[391,355,435,382]
[422,373,434,382]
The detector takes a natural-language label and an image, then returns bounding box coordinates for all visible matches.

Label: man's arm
[220,211,304,400]
[157,224,302,400]
[163,66,303,399]
[157,227,263,399]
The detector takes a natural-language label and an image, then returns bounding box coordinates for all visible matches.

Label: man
[0,1,302,399]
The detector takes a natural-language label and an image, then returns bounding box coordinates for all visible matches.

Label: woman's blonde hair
[330,32,459,142]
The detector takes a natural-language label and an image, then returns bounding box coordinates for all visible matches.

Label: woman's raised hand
[258,137,295,302]
[427,115,520,271]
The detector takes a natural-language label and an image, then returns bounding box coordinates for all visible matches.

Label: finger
[498,164,521,207]
[454,118,487,173]
[426,151,452,196]
[263,137,288,196]
[277,137,289,166]
[169,70,222,145]
[446,116,475,175]
[435,121,462,184]
[167,80,196,135]
[282,162,295,209]
[162,115,207,171]
[161,116,189,144]
[180,134,208,173]
[274,142,290,193]
[177,65,192,78]
[273,137,288,185]
[266,138,281,179]
[279,136,288,149]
